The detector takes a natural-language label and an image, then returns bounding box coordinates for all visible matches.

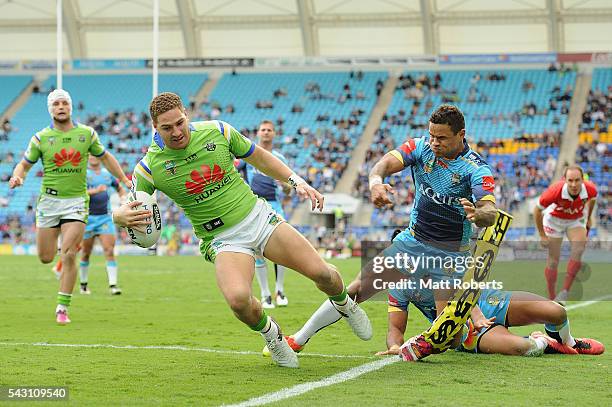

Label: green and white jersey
[133,120,258,242]
[24,122,106,198]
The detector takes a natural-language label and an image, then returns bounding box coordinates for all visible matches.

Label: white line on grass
[565,294,612,311]
[223,357,399,407]
[224,293,612,406]
[0,342,373,360]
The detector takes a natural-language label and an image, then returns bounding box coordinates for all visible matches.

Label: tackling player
[248,120,291,309]
[111,92,371,368]
[79,155,127,295]
[377,283,604,357]
[278,105,499,361]
[534,165,597,304]
[9,89,130,325]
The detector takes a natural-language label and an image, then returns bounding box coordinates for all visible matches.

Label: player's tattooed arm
[461,198,497,227]
[376,310,407,356]
[368,153,404,208]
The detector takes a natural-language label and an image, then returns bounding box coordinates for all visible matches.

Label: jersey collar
[561,183,588,200]
[153,123,195,150]
[50,120,78,130]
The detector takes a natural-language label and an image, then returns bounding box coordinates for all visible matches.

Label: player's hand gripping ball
[126,191,162,248]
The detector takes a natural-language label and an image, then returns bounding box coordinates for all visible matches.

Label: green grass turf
[0,256,610,406]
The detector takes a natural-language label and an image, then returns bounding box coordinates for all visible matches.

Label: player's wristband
[369,175,383,191]
[288,173,306,188]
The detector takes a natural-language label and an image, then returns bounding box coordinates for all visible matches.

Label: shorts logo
[486,295,500,306]
[164,160,176,175]
[53,148,81,167]
[268,213,281,226]
[482,176,495,192]
[186,164,226,195]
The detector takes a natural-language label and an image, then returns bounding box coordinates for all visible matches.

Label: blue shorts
[255,200,284,267]
[84,214,115,240]
[383,231,470,283]
[458,289,513,353]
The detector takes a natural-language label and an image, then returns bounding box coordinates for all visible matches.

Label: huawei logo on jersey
[53,148,81,167]
[185,164,226,195]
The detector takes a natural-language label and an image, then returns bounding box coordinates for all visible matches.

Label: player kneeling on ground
[111,92,371,368]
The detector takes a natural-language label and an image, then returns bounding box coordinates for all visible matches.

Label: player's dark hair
[429,105,465,135]
[149,92,184,124]
[563,164,584,178]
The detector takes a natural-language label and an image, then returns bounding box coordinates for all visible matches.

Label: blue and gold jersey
[87,168,118,216]
[247,150,287,202]
[389,137,495,251]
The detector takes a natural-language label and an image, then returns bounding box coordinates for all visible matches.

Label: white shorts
[36,195,88,228]
[542,212,586,238]
[201,199,285,263]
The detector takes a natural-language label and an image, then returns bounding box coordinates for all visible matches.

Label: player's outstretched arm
[376,310,408,356]
[9,160,33,189]
[100,151,132,190]
[244,145,324,211]
[368,153,404,208]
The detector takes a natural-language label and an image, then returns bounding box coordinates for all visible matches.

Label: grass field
[1,255,610,406]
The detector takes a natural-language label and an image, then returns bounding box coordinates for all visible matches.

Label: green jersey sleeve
[132,156,156,194]
[218,121,255,159]
[88,131,106,157]
[23,134,42,164]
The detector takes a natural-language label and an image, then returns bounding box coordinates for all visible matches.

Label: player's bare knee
[39,253,55,264]
[226,293,252,314]
[547,258,559,269]
[549,302,567,324]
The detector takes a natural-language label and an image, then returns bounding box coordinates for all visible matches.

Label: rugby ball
[126,191,162,248]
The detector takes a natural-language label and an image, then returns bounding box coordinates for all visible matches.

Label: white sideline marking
[565,294,612,311]
[0,342,372,360]
[224,357,399,407]
[225,294,612,406]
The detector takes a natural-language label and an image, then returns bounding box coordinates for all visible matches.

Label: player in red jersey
[533,165,597,304]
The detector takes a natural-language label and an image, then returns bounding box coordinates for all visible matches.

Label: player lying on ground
[533,165,597,304]
[375,284,604,357]
[111,92,371,368]
[268,105,499,360]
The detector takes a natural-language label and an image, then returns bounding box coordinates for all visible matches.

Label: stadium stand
[577,67,612,232]
[0,73,208,226]
[362,69,576,227]
[194,71,388,208]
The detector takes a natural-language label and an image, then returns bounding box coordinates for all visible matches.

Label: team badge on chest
[164,160,176,175]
